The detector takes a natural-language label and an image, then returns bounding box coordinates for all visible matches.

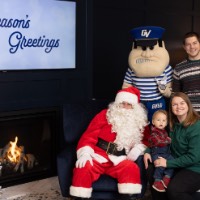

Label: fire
[7,137,21,163]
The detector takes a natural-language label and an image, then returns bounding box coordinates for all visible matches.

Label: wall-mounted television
[0,0,76,70]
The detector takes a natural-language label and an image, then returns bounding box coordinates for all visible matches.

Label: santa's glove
[108,155,127,166]
[158,83,172,98]
[75,153,93,168]
[127,144,146,161]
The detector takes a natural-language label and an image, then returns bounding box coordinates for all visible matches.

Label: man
[69,86,150,200]
[173,31,200,113]
[122,26,173,122]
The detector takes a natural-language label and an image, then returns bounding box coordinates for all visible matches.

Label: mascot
[122,26,173,122]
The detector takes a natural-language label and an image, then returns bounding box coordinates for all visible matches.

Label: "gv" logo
[141,30,151,37]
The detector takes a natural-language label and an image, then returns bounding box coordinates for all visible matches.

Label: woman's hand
[154,156,167,167]
[144,153,152,169]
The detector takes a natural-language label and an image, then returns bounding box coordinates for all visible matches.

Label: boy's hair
[152,109,168,120]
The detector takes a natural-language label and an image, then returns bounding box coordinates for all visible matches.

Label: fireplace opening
[0,107,60,188]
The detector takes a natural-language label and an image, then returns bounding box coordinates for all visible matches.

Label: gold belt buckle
[106,142,116,155]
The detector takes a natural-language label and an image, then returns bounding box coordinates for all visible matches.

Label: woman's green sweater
[167,120,200,174]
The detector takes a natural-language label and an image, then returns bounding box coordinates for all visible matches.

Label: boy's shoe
[161,176,171,188]
[152,180,166,192]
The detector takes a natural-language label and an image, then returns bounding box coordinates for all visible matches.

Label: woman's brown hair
[169,92,200,130]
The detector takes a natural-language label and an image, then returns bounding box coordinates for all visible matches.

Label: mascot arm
[158,82,172,98]
[122,82,132,89]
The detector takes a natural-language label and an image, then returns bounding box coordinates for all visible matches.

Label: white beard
[106,102,148,154]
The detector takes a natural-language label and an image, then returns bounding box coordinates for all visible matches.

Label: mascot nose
[141,47,154,57]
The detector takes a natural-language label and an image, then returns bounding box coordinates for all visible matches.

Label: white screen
[0,0,76,70]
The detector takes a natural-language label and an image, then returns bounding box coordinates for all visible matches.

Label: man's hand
[144,153,152,169]
[127,146,142,161]
[76,153,93,168]
[127,143,146,161]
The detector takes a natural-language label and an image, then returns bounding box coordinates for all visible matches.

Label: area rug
[0,176,68,200]
[0,175,152,200]
[0,188,67,200]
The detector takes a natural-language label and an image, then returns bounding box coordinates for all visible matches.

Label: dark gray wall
[92,0,200,99]
[0,0,93,112]
[1,0,200,112]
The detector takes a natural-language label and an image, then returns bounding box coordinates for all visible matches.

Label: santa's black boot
[120,194,137,200]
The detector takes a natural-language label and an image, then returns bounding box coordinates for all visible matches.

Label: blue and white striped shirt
[123,65,173,101]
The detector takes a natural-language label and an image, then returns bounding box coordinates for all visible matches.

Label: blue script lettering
[0,15,30,28]
[9,31,60,53]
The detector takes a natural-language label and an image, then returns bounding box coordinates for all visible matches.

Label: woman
[144,92,200,200]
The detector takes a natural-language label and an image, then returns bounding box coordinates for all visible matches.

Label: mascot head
[128,26,170,77]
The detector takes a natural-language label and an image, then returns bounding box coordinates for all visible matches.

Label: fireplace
[0,107,59,188]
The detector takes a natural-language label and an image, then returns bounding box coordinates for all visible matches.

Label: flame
[7,137,21,163]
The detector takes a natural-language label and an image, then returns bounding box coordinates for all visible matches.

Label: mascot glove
[76,153,93,168]
[158,83,172,98]
[127,144,146,161]
[108,155,127,166]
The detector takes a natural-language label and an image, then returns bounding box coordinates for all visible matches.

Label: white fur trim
[108,155,126,166]
[115,92,138,105]
[118,183,142,194]
[77,146,94,159]
[70,186,92,198]
[93,153,108,163]
[77,146,108,163]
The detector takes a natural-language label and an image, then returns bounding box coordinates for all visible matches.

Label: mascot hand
[76,153,93,168]
[158,82,172,98]
[108,155,127,166]
[127,144,146,161]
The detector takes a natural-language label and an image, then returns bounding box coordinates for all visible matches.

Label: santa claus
[70,86,150,200]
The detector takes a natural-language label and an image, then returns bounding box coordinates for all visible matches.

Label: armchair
[57,100,148,199]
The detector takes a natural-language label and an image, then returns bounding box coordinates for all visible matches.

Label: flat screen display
[0,0,76,70]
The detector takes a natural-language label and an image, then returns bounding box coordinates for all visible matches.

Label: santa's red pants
[70,159,141,198]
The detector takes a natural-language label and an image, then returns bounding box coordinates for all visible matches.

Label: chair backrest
[62,100,109,144]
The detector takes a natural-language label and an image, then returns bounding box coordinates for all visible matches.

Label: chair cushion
[93,174,118,192]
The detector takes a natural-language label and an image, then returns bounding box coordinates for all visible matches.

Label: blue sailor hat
[130,26,165,40]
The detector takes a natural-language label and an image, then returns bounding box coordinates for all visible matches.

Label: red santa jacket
[76,109,150,161]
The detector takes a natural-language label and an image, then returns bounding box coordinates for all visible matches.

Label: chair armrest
[57,145,77,197]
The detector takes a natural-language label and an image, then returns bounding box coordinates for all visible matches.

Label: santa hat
[115,86,140,105]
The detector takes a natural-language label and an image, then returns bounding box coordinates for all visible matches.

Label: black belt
[97,138,126,156]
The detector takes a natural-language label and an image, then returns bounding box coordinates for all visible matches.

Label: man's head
[115,86,140,109]
[182,31,200,60]
[128,26,170,77]
[107,86,148,151]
